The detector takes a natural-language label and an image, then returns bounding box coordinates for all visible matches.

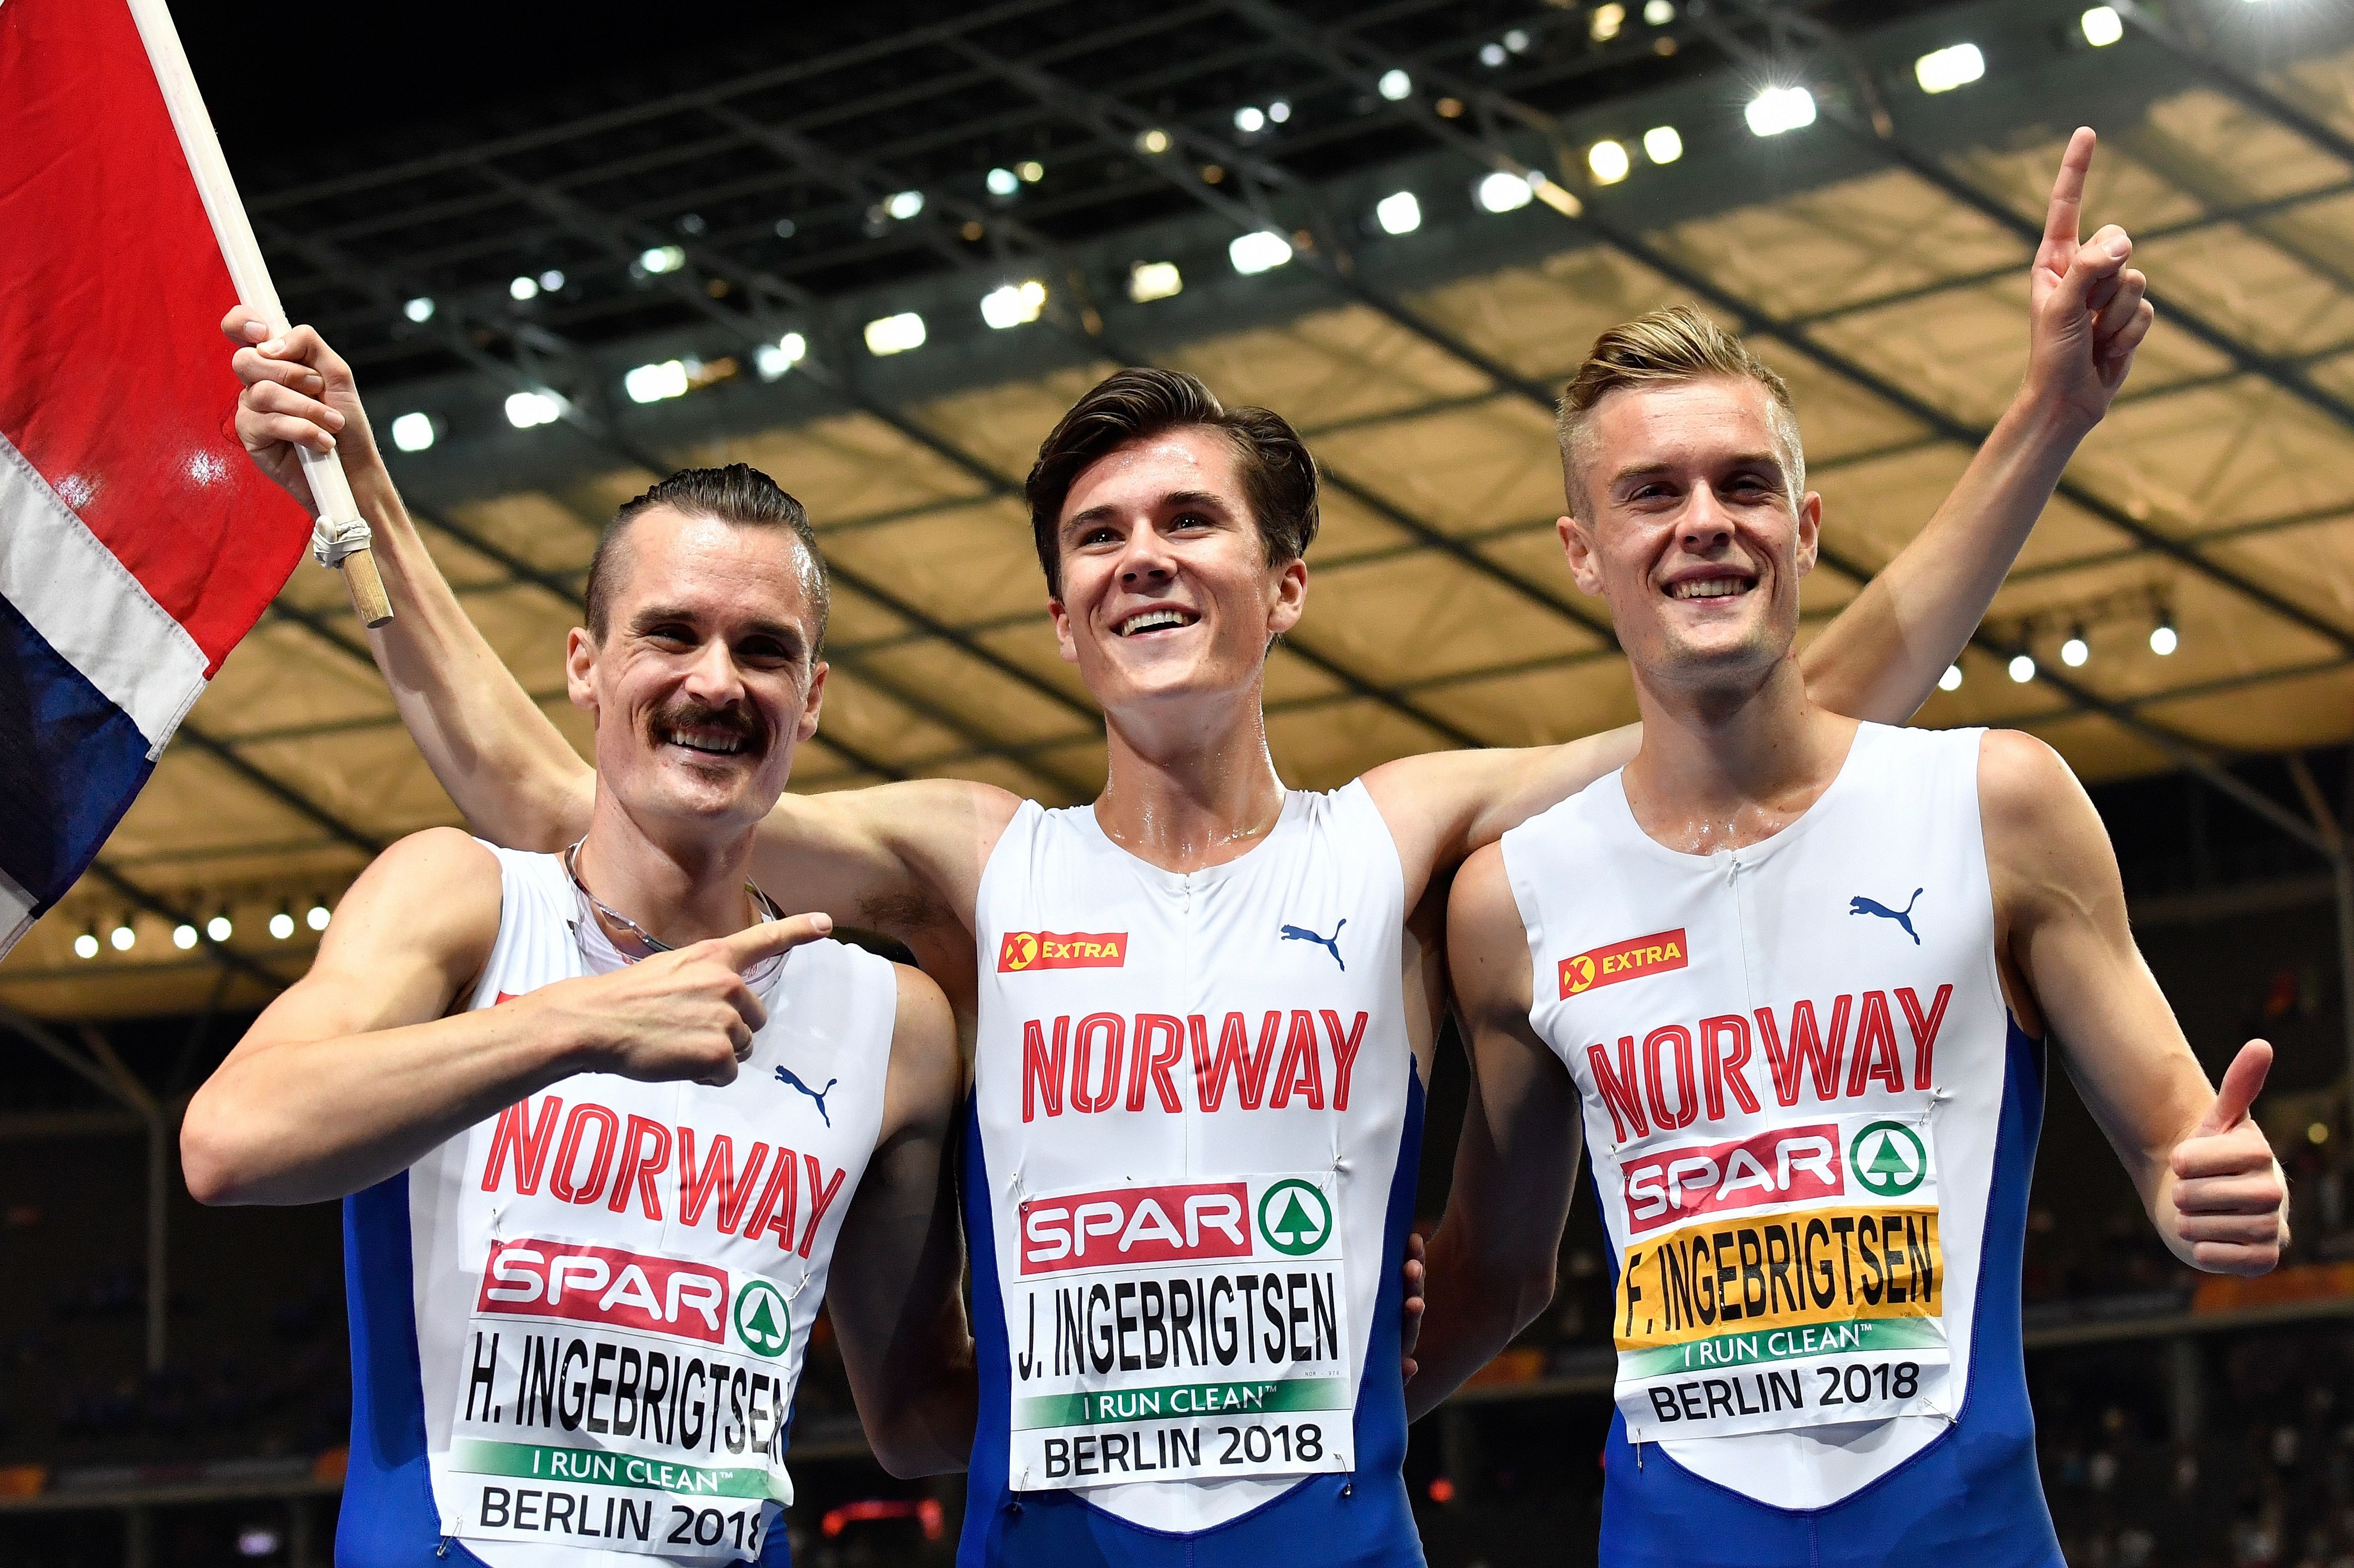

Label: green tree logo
[1850,1122,1928,1198]
[1258,1180,1334,1257]
[734,1280,793,1358]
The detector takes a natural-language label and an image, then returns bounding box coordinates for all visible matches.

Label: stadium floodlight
[2081,6,2123,45]
[2150,619,2178,656]
[306,900,332,932]
[1479,42,1508,67]
[623,360,691,404]
[1016,161,1044,182]
[2061,630,2090,667]
[402,296,435,323]
[1588,140,1631,184]
[1375,191,1422,235]
[1645,0,1675,22]
[173,923,198,950]
[74,928,99,959]
[508,275,539,302]
[1234,106,1266,134]
[754,333,807,380]
[1745,86,1817,137]
[537,269,565,292]
[885,190,924,220]
[1377,68,1412,100]
[270,907,295,941]
[982,280,1047,329]
[1128,261,1183,302]
[207,911,233,942]
[1591,5,1625,42]
[1914,43,1985,94]
[503,390,562,429]
[389,412,437,453]
[638,244,686,274]
[109,917,135,952]
[986,167,1020,195]
[863,312,926,356]
[1504,27,1530,51]
[1228,230,1294,275]
[1475,170,1535,212]
[1938,664,1964,693]
[1135,128,1171,155]
[1644,125,1684,164]
[2008,653,2036,684]
[1267,99,1291,123]
[773,218,797,238]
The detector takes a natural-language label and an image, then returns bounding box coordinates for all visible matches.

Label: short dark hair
[1024,368,1319,596]
[584,463,829,649]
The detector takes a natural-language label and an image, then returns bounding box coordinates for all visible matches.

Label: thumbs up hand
[2166,1040,2289,1276]
[522,913,835,1088]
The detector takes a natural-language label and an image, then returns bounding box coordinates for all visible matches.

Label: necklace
[562,840,782,971]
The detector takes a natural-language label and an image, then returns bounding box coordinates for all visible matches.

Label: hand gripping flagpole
[122,0,395,628]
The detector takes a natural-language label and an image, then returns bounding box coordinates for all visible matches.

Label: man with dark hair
[1406,135,2283,1565]
[222,135,2144,1568]
[586,464,830,646]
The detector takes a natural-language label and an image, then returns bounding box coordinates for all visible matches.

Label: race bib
[1611,1112,1953,1441]
[1004,1173,1356,1490]
[439,1236,800,1562]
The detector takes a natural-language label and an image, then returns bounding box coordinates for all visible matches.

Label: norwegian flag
[0,0,314,952]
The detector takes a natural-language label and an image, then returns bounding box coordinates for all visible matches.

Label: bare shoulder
[1446,841,1534,1015]
[882,961,963,1140]
[1976,728,2100,851]
[334,828,503,957]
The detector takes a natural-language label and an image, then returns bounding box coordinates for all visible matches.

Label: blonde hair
[1555,305,1804,514]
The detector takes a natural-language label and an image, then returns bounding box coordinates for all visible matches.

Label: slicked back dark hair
[584,463,829,650]
[1024,367,1319,596]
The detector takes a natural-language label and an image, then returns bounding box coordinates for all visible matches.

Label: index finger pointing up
[2040,126,2098,257]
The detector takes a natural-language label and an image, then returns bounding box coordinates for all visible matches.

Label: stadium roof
[8,0,2353,1019]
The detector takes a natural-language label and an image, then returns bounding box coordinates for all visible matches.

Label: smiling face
[566,506,827,839]
[1047,425,1306,719]
[1558,375,1820,692]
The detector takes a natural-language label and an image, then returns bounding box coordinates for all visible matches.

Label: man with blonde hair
[1412,130,2285,1564]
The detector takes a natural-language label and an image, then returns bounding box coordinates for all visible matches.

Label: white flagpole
[122,0,393,627]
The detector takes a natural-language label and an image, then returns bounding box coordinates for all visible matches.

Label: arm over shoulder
[1362,724,1639,906]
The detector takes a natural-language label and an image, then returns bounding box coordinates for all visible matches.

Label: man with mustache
[221,132,2144,1567]
[1410,133,2283,1565]
[181,463,974,1568]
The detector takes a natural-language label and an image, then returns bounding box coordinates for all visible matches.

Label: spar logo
[1258,1179,1333,1256]
[478,1239,729,1344]
[998,930,1128,973]
[1851,1121,1928,1197]
[1621,1124,1843,1236]
[732,1278,792,1358]
[1019,1181,1250,1274]
[1560,929,1688,998]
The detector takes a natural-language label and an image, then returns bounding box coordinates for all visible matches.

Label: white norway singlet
[1500,724,2059,1566]
[961,783,1425,1565]
[337,845,897,1568]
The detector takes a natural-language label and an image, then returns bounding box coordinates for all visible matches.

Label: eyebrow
[1063,490,1236,538]
[1609,453,1790,490]
[630,604,810,655]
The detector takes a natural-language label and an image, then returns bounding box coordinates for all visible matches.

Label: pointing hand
[2022,127,2156,435]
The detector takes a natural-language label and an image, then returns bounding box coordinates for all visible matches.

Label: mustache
[647,699,769,752]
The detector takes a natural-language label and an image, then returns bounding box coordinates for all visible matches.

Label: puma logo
[1849,889,1924,946]
[775,1066,839,1126]
[1279,919,1347,971]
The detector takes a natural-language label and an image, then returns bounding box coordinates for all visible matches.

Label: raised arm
[1405,843,1585,1420]
[1981,730,2286,1274]
[224,311,596,850]
[827,965,976,1477]
[181,827,832,1205]
[1798,127,2152,721]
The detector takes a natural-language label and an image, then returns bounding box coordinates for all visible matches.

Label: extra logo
[732,1278,792,1358]
[1560,929,1689,999]
[998,930,1128,973]
[1850,1121,1927,1197]
[1257,1179,1333,1257]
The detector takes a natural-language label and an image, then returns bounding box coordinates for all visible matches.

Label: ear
[1048,596,1078,665]
[1793,491,1822,580]
[1557,514,1605,597]
[566,627,598,715]
[1267,556,1308,637]
[794,660,828,743]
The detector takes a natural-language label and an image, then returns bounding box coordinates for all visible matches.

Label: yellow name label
[1616,1204,1942,1350]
